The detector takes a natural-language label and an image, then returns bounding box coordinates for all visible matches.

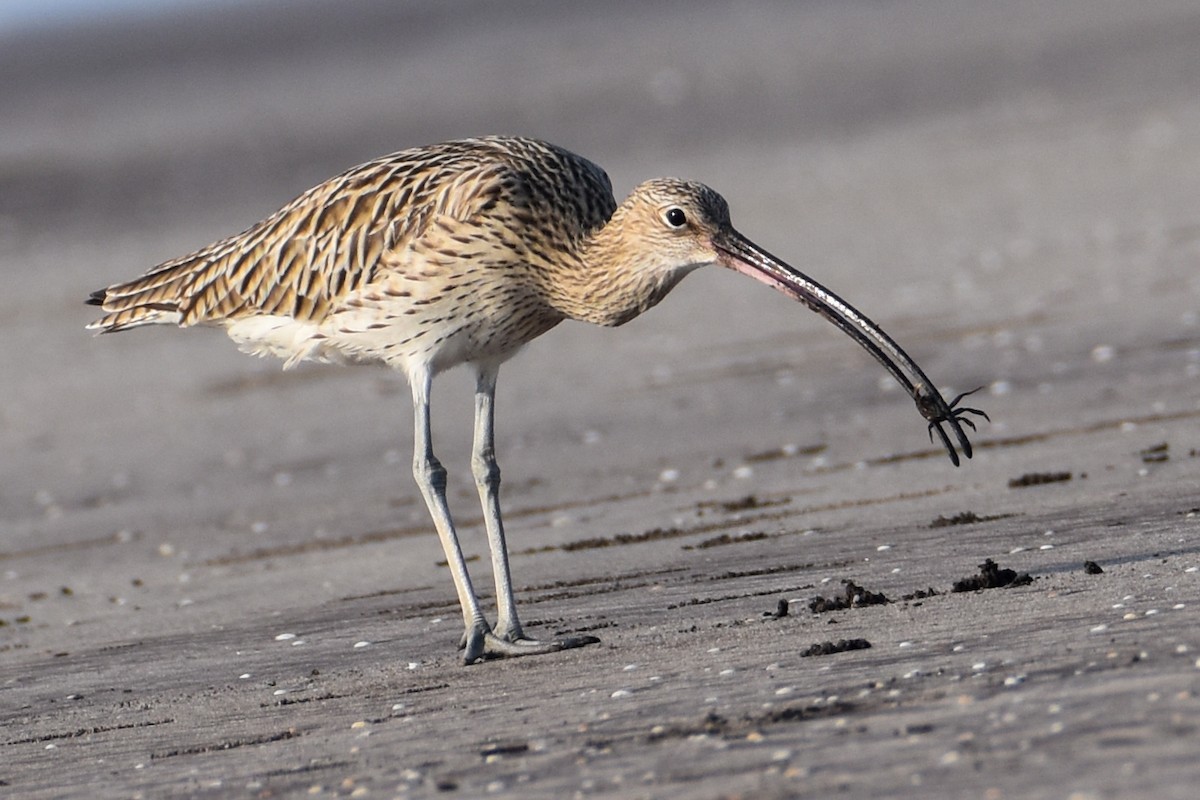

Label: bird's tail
[85,252,209,333]
[85,289,181,333]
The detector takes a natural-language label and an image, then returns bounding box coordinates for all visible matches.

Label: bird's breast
[314,269,562,376]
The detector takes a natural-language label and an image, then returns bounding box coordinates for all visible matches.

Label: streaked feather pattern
[86,136,981,663]
[87,137,617,371]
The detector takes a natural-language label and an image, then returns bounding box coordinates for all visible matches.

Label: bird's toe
[464,632,600,663]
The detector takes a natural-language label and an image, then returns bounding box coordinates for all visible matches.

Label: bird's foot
[460,622,599,665]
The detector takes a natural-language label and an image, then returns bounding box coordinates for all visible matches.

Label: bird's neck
[542,213,683,328]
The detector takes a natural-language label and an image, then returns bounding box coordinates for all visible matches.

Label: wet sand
[3,1,1200,797]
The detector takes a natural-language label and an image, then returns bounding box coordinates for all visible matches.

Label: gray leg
[408,368,492,664]
[469,362,600,658]
[471,362,524,640]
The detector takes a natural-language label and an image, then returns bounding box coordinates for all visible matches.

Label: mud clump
[800,638,872,657]
[1139,442,1169,463]
[1008,471,1072,488]
[951,558,1033,592]
[562,527,682,551]
[684,531,770,550]
[763,598,790,618]
[808,580,890,613]
[931,511,984,527]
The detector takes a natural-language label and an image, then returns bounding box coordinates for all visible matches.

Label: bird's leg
[470,363,600,659]
[471,363,524,642]
[409,370,492,664]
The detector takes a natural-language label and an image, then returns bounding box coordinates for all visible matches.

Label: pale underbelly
[224,294,563,378]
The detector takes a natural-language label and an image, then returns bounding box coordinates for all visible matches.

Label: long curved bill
[714,229,981,466]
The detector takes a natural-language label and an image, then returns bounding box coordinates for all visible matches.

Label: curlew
[87,136,986,664]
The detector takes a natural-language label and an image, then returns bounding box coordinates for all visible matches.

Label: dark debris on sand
[1008,471,1072,488]
[1139,442,1169,463]
[763,598,790,618]
[929,510,1013,528]
[931,511,986,527]
[952,558,1033,592]
[808,580,890,613]
[800,638,872,657]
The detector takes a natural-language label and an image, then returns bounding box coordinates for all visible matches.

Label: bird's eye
[664,207,687,228]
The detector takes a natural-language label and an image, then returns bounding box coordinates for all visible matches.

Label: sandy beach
[3,1,1200,797]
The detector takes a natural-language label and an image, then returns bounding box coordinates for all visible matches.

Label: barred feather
[86,137,735,375]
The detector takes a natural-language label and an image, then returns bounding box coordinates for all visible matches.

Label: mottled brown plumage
[90,138,617,369]
[88,136,983,664]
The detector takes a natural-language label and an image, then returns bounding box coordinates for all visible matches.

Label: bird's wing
[87,147,527,332]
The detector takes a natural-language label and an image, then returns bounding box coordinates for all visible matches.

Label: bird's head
[596,177,985,466]
[618,178,734,276]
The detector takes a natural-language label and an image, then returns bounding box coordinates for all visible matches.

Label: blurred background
[4,7,1200,794]
[6,0,1197,255]
[1,0,1199,603]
